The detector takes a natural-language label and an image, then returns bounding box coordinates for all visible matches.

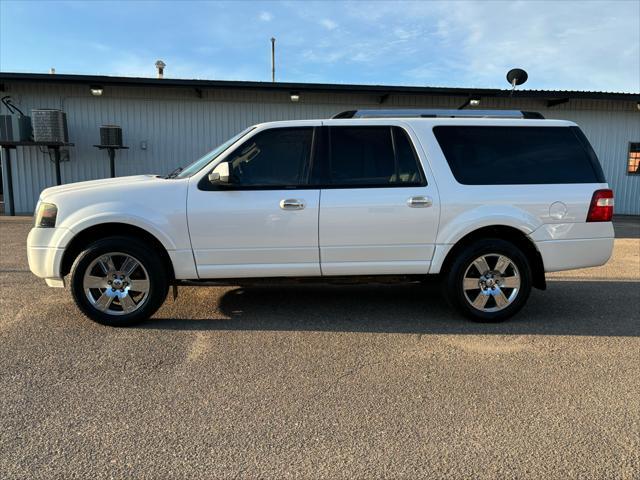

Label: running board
[175,274,430,288]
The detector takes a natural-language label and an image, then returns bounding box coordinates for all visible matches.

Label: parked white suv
[27,109,615,326]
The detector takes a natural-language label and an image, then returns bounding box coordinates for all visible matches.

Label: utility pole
[271,37,276,82]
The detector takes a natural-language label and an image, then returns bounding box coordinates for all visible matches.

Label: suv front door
[317,123,439,275]
[187,125,321,278]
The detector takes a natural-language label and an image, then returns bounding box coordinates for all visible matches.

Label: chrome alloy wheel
[462,253,521,313]
[83,252,150,316]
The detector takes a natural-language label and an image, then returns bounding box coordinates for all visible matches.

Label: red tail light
[586,189,614,222]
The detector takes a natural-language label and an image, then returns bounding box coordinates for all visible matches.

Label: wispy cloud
[88,42,110,52]
[1,1,638,91]
[319,18,338,30]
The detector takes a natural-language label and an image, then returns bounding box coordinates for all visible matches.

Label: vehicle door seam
[318,188,324,276]
[184,178,200,279]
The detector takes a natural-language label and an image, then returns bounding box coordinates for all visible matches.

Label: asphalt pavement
[1,216,638,479]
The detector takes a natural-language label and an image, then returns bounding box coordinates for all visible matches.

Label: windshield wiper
[165,167,183,179]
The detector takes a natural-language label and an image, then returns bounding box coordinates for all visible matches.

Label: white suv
[27,109,615,326]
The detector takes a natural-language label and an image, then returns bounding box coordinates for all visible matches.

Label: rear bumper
[534,237,614,272]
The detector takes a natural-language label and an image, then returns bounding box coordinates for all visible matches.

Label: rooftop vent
[155,60,166,79]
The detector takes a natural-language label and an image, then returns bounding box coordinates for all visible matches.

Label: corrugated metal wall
[2,81,639,214]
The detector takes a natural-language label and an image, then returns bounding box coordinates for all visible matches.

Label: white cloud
[4,0,635,91]
[88,42,110,52]
[425,0,640,90]
[320,18,338,30]
[393,27,420,41]
[294,0,639,91]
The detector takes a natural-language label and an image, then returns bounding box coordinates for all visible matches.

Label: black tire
[70,236,169,327]
[442,238,532,322]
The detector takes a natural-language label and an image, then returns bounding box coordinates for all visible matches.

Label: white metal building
[1,72,638,215]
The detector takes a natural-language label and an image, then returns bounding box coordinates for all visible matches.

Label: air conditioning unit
[0,115,32,142]
[32,109,69,143]
[100,125,123,147]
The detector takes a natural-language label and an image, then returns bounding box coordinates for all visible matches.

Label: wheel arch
[60,223,175,281]
[438,225,546,290]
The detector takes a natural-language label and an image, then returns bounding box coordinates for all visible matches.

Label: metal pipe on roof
[155,60,166,79]
[271,38,276,83]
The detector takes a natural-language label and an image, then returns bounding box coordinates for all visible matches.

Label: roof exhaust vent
[155,60,166,79]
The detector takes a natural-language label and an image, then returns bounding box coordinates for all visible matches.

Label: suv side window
[327,126,425,187]
[216,127,314,188]
[433,126,605,185]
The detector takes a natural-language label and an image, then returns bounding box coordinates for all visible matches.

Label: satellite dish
[506,68,528,89]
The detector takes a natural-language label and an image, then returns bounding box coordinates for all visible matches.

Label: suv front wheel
[70,236,169,327]
[443,238,532,322]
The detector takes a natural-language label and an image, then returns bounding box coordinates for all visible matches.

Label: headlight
[34,202,58,228]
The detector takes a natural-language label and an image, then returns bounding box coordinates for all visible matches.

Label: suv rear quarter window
[433,126,606,185]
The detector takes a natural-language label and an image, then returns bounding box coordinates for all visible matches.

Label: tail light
[586,189,614,222]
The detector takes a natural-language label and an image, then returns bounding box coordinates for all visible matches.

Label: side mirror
[208,162,230,184]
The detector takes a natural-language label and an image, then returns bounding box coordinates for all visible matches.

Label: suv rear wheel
[443,238,532,322]
[70,236,169,327]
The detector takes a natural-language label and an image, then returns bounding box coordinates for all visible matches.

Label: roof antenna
[506,68,528,96]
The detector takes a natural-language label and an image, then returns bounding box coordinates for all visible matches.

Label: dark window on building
[328,126,425,187]
[225,127,313,187]
[433,126,605,185]
[628,142,640,175]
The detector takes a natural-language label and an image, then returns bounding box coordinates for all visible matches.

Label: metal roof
[0,72,638,101]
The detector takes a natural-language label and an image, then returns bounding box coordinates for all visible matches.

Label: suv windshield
[173,127,255,178]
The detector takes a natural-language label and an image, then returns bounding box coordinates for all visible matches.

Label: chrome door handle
[407,196,433,208]
[280,199,305,210]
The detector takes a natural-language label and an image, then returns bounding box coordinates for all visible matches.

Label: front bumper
[27,227,71,286]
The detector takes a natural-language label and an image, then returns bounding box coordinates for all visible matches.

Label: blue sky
[1,0,638,92]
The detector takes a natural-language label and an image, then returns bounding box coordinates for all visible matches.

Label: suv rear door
[316,122,440,275]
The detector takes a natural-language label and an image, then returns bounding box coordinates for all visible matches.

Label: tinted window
[328,126,424,186]
[226,127,313,187]
[433,126,605,185]
[393,127,424,184]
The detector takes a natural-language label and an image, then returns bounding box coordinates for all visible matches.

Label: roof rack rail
[332,109,545,120]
